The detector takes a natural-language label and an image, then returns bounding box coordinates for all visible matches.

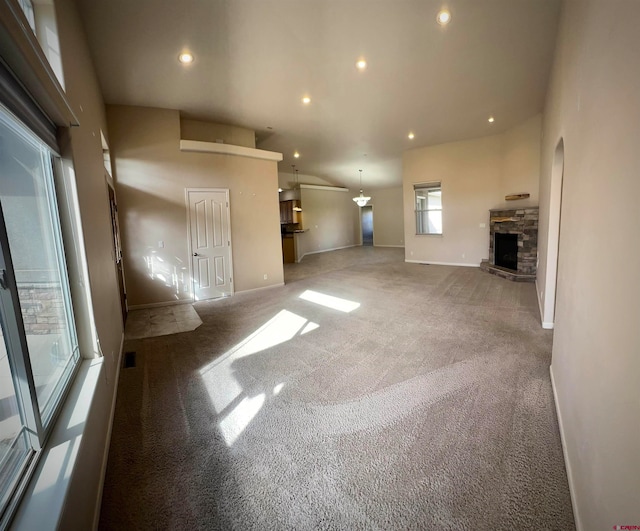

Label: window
[17,0,36,33]
[414,182,442,235]
[0,106,80,522]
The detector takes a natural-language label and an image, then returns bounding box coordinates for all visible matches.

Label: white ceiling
[77,0,561,190]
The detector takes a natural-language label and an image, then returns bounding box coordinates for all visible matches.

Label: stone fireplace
[480,207,538,281]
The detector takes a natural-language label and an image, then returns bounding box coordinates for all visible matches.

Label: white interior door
[187,189,233,300]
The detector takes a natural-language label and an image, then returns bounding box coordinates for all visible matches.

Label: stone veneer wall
[489,207,538,275]
[18,282,67,335]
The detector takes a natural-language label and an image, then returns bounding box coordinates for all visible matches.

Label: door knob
[193,252,200,256]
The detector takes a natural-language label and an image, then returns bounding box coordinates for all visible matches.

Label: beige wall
[180,117,256,148]
[537,2,640,529]
[107,105,284,305]
[51,1,124,528]
[403,116,541,266]
[13,0,125,527]
[499,114,541,209]
[403,134,501,265]
[367,187,404,247]
[295,187,360,260]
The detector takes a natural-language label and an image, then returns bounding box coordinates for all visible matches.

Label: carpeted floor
[99,247,575,530]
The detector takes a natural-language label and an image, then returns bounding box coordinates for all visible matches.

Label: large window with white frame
[415,182,442,235]
[0,105,80,523]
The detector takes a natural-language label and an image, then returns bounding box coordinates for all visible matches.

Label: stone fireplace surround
[480,207,538,282]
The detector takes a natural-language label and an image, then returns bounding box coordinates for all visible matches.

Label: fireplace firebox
[494,233,518,271]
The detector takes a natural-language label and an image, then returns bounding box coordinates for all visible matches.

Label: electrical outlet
[158,240,164,248]
[263,274,268,280]
[462,253,466,259]
[479,223,486,228]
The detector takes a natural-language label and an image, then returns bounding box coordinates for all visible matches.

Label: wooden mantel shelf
[180,140,283,162]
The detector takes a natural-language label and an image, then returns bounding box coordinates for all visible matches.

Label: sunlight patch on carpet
[299,290,360,313]
[199,310,314,414]
[219,393,265,446]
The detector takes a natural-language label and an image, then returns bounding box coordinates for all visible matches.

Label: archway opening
[544,138,565,328]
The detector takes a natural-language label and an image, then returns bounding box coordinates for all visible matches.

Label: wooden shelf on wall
[493,217,519,222]
[505,193,530,201]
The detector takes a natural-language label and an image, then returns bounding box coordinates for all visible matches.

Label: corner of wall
[535,280,554,329]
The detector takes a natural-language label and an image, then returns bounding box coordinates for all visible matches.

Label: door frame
[105,176,128,323]
[185,187,234,301]
[541,138,564,329]
[359,204,374,246]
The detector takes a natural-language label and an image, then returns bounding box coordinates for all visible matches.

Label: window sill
[415,233,443,236]
[9,358,103,530]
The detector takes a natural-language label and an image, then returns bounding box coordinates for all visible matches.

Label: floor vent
[124,351,137,368]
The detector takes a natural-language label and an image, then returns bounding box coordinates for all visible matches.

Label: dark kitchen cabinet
[279,200,301,224]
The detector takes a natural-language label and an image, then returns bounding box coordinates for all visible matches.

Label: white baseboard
[92,331,125,529]
[236,282,284,294]
[550,365,582,531]
[298,244,358,262]
[374,244,405,248]
[535,280,555,329]
[404,259,480,268]
[128,299,193,310]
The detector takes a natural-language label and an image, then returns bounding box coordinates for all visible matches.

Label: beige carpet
[99,247,575,530]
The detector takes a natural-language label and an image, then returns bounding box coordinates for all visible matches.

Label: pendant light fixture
[352,169,371,207]
[293,168,302,211]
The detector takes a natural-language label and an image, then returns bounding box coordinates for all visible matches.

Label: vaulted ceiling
[77,0,561,190]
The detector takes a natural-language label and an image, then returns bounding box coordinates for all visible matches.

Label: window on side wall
[414,182,442,235]
[0,104,80,526]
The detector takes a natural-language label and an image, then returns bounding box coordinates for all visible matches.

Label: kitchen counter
[281,229,307,262]
[282,234,295,263]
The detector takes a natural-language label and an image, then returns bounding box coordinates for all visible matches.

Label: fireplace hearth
[480,207,538,282]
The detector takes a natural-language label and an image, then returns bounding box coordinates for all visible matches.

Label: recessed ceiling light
[302,96,311,104]
[294,151,300,158]
[178,52,194,64]
[488,116,495,123]
[437,9,451,26]
[356,59,367,70]
[408,132,415,139]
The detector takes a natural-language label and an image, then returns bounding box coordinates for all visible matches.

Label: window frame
[414,182,443,235]
[0,104,81,527]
